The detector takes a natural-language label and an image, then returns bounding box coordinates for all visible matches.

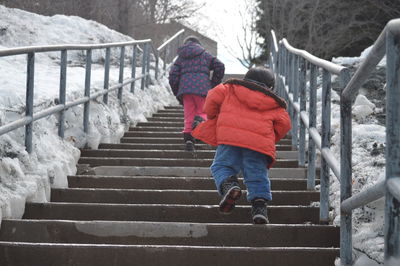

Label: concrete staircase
[0,106,339,266]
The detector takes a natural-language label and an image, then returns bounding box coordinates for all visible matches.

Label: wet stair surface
[0,106,339,266]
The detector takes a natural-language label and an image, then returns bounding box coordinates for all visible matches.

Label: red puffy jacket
[192,79,291,167]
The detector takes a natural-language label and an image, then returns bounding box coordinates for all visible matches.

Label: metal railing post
[155,48,159,80]
[25,52,35,153]
[103,47,110,104]
[384,25,400,262]
[58,50,67,138]
[163,49,167,73]
[141,43,147,90]
[292,54,299,148]
[83,49,92,134]
[287,53,294,133]
[298,58,307,166]
[279,44,284,98]
[320,69,332,223]
[340,70,352,266]
[131,44,137,93]
[307,64,317,190]
[118,46,125,103]
[146,44,151,88]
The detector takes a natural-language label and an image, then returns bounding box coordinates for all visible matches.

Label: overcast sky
[190,0,250,74]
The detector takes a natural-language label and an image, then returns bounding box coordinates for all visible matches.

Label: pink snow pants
[182,94,207,133]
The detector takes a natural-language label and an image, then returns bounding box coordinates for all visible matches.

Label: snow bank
[0,5,177,220]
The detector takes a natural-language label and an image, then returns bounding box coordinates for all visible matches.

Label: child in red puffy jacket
[192,67,291,224]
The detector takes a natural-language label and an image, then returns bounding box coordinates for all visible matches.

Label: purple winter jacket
[168,41,225,98]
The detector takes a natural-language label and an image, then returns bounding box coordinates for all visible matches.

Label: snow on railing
[0,30,184,153]
[269,18,400,266]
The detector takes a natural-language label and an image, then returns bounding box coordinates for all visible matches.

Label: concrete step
[163,106,183,110]
[98,142,295,152]
[68,175,320,190]
[78,157,299,168]
[0,242,339,266]
[122,132,293,145]
[0,220,339,247]
[152,113,184,118]
[119,137,294,150]
[146,118,184,123]
[99,143,214,150]
[158,110,184,114]
[136,121,183,127]
[130,126,183,131]
[80,149,299,160]
[23,203,320,224]
[51,188,319,206]
[90,166,308,179]
[67,175,318,190]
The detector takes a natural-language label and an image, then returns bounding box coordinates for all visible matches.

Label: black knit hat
[244,66,275,90]
[184,35,201,45]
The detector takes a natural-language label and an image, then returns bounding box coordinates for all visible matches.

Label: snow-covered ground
[0,5,177,222]
[0,4,390,265]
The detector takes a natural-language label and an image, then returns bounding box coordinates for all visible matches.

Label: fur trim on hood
[224,79,287,109]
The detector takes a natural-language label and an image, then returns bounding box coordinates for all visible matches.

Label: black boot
[183,132,194,151]
[219,176,242,214]
[191,115,205,130]
[251,198,269,224]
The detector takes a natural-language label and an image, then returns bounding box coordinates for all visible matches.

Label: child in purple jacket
[169,36,225,151]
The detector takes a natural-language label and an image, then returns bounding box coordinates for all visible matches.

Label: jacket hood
[178,42,205,59]
[224,79,287,110]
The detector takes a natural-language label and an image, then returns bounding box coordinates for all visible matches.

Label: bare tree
[135,0,205,24]
[215,0,262,69]
[235,0,262,68]
[256,0,400,59]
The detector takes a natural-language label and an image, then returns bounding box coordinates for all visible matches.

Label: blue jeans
[210,144,272,202]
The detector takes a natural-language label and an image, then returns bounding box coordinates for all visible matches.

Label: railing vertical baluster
[25,52,35,153]
[284,47,289,102]
[340,69,352,266]
[155,49,159,80]
[83,49,92,134]
[384,27,400,263]
[58,50,67,138]
[118,46,125,103]
[298,58,307,166]
[131,44,137,93]
[141,43,147,90]
[292,55,299,148]
[279,43,284,98]
[146,43,151,88]
[320,69,332,223]
[163,49,167,73]
[103,47,110,104]
[288,53,292,93]
[288,53,294,143]
[307,64,317,190]
[283,47,287,78]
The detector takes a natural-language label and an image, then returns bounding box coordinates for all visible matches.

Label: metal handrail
[339,18,400,266]
[157,29,185,51]
[157,29,185,75]
[0,39,152,57]
[270,31,348,230]
[0,30,184,153]
[281,38,346,75]
[270,18,400,266]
